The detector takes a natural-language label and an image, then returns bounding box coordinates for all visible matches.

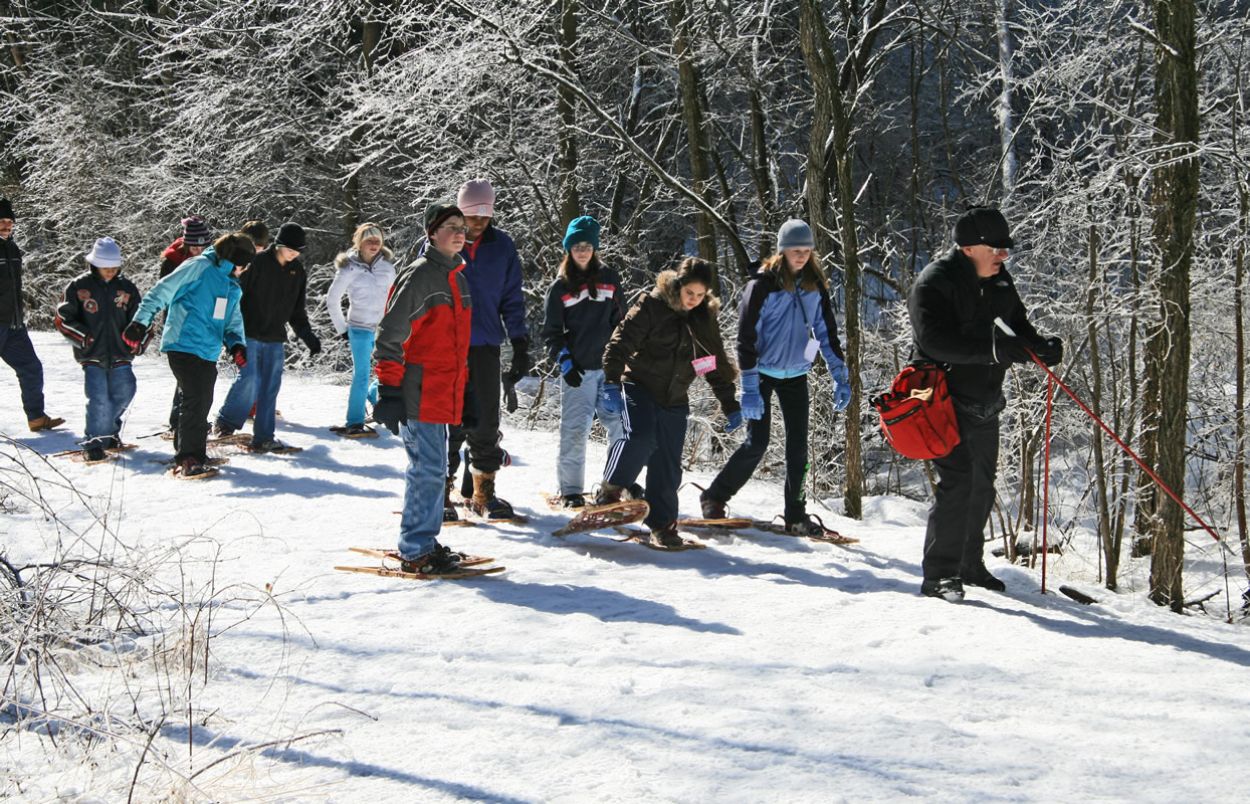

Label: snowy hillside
[3,332,1249,802]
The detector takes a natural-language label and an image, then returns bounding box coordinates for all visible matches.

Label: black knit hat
[0,198,14,220]
[274,222,306,251]
[954,207,1014,249]
[424,203,464,235]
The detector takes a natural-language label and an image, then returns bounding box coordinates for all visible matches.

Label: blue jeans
[346,327,376,426]
[1,327,46,420]
[82,363,136,448]
[558,368,625,495]
[398,420,448,559]
[217,339,284,444]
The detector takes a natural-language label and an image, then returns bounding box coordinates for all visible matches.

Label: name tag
[691,355,717,376]
[804,337,820,362]
[213,297,228,320]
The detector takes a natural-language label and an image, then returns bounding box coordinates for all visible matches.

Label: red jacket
[374,248,472,424]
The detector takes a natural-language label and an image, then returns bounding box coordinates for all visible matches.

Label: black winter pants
[706,373,810,522]
[167,351,217,463]
[448,344,504,477]
[602,382,688,530]
[922,400,1002,580]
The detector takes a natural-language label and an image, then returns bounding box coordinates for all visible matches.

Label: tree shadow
[960,594,1250,668]
[160,722,529,802]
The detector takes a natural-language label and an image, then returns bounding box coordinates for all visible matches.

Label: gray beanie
[777,219,815,249]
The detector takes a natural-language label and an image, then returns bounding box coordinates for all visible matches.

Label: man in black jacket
[0,198,64,432]
[908,207,1063,601]
[213,222,321,450]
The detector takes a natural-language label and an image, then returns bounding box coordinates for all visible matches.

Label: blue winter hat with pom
[563,216,600,252]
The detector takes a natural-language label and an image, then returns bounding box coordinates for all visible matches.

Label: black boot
[443,476,459,522]
[700,492,727,520]
[400,543,463,575]
[920,577,965,602]
[591,483,625,507]
[651,522,684,549]
[961,564,1006,591]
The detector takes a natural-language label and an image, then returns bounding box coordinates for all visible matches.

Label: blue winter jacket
[454,225,527,347]
[737,269,845,378]
[132,246,246,363]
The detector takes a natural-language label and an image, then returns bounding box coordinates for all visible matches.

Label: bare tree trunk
[1147,0,1199,612]
[1086,222,1119,588]
[1237,181,1249,582]
[556,0,580,228]
[671,0,717,267]
[342,15,382,238]
[996,0,1017,196]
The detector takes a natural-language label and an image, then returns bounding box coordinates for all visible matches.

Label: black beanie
[424,203,464,235]
[274,222,306,251]
[0,198,14,220]
[954,207,1014,249]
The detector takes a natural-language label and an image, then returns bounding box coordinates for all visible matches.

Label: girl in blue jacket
[700,219,851,535]
[125,233,254,478]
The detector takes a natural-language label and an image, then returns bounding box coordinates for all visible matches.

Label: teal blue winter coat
[132,246,245,362]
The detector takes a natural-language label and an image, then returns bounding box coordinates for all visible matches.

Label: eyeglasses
[986,246,1010,256]
[439,224,469,235]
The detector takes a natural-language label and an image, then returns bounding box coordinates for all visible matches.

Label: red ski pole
[993,318,1222,545]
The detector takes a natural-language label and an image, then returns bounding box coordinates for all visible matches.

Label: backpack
[870,362,960,460]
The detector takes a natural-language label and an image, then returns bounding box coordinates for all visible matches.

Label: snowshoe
[554,500,650,536]
[331,423,378,439]
[244,439,303,455]
[171,457,219,480]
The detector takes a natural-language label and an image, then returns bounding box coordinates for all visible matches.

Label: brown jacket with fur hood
[603,269,740,412]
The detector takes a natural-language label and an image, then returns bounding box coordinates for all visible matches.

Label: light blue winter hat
[86,237,123,268]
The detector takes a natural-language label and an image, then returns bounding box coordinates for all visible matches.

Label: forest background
[2,0,1248,610]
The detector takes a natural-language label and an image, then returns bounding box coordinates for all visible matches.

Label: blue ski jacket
[132,246,246,363]
[736,269,845,378]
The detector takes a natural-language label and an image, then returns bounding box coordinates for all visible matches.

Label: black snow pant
[167,351,217,463]
[705,373,810,523]
[602,382,688,531]
[448,344,505,479]
[922,397,1004,580]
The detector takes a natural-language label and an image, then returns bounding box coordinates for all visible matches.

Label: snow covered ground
[3,332,1249,802]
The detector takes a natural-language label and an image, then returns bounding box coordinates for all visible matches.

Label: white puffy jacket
[326,247,398,333]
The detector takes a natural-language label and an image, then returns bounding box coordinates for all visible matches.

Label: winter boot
[28,415,64,432]
[443,477,460,522]
[175,456,216,479]
[700,492,727,520]
[400,543,463,575]
[920,577,965,602]
[560,493,586,509]
[82,446,108,464]
[591,482,625,507]
[786,514,825,538]
[469,470,515,520]
[960,564,1006,592]
[626,482,646,501]
[212,419,237,438]
[651,522,684,549]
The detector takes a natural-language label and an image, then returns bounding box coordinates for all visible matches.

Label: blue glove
[601,383,624,414]
[829,358,851,411]
[725,410,743,433]
[558,348,583,388]
[740,370,764,420]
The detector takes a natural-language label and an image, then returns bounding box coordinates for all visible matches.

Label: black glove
[558,348,583,388]
[374,385,406,435]
[993,335,1034,365]
[230,343,247,368]
[122,321,147,354]
[506,337,530,384]
[1033,336,1064,367]
[502,375,519,413]
[297,327,322,356]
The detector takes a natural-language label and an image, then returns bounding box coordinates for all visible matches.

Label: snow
[4,332,1250,801]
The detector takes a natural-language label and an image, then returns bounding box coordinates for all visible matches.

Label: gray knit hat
[777,219,815,249]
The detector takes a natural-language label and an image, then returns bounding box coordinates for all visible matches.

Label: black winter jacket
[541,265,626,371]
[1,237,24,328]
[908,247,1041,404]
[54,269,142,365]
[603,270,740,413]
[236,247,312,343]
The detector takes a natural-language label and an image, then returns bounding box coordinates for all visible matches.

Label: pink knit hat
[456,179,496,218]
